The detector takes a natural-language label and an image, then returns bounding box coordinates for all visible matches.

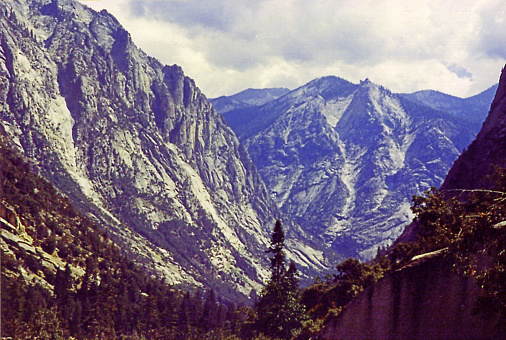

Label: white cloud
[78,0,505,98]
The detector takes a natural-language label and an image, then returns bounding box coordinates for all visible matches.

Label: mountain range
[2,1,505,339]
[0,0,500,303]
[400,84,498,124]
[214,78,496,259]
[211,87,290,114]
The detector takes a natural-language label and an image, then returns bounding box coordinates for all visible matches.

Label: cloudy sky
[78,0,505,99]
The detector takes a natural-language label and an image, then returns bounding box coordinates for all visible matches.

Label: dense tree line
[2,270,243,339]
[248,220,306,339]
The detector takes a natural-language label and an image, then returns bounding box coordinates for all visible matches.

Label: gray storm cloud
[81,0,505,98]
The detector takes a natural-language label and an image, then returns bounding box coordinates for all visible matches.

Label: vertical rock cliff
[0,0,327,300]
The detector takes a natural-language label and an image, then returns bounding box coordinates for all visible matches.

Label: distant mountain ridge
[216,76,493,259]
[0,0,328,301]
[401,84,498,124]
[210,87,290,114]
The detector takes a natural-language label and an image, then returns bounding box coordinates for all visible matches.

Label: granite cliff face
[0,0,327,300]
[220,77,478,259]
[441,66,506,191]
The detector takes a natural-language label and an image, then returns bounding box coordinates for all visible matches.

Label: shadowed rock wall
[321,256,501,340]
[441,65,506,191]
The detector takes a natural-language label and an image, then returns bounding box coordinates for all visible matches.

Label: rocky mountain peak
[335,79,405,144]
[479,66,506,137]
[357,77,391,96]
[220,76,480,259]
[37,0,95,25]
[289,76,355,103]
[210,87,290,115]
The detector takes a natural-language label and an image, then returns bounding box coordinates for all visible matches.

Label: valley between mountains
[2,0,506,339]
[0,0,499,306]
[0,0,331,302]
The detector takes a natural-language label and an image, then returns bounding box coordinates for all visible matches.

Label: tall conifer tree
[267,219,286,284]
[254,220,306,339]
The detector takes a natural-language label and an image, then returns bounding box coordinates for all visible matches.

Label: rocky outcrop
[0,202,85,291]
[0,0,327,301]
[320,252,501,340]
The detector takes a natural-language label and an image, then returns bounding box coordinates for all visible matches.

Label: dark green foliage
[267,219,286,284]
[252,220,306,339]
[201,290,219,333]
[296,257,390,339]
[1,274,65,339]
[254,278,306,339]
[24,253,41,273]
[41,233,57,254]
[387,166,506,326]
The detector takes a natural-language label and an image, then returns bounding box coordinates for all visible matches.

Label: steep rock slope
[0,0,326,300]
[221,77,477,258]
[441,66,506,190]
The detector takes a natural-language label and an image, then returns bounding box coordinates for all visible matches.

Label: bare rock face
[441,65,506,191]
[0,0,327,301]
[321,253,501,340]
[221,76,477,259]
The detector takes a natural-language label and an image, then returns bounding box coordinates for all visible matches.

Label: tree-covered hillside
[0,139,242,339]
